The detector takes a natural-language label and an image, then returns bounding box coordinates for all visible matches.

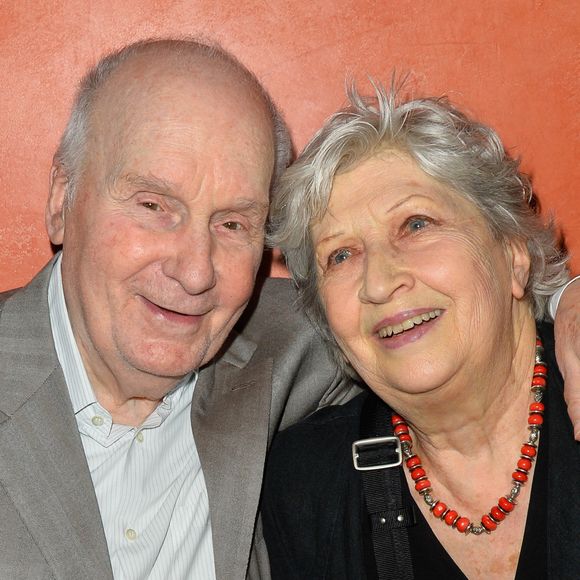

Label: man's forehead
[88,58,272,156]
[93,51,267,121]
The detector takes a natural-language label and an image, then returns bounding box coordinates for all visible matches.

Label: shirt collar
[48,254,97,414]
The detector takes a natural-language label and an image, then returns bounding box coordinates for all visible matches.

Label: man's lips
[139,296,212,323]
[374,308,443,338]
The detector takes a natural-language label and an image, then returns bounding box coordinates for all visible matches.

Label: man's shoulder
[0,287,20,310]
[235,277,310,341]
[233,276,324,364]
[0,263,54,322]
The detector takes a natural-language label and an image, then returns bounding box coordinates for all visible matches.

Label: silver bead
[423,493,437,508]
[469,525,485,536]
[509,483,521,500]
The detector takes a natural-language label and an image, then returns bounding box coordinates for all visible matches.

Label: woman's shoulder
[264,392,368,496]
[262,392,369,578]
[271,391,368,454]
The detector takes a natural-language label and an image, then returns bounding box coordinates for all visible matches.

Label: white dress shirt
[48,256,216,580]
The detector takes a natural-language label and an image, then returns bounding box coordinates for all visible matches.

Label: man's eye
[328,248,352,266]
[141,201,162,212]
[223,221,243,231]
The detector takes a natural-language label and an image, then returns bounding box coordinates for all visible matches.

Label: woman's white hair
[269,82,568,370]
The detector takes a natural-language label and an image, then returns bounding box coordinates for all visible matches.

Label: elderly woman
[261,86,579,579]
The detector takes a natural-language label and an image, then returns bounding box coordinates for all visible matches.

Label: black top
[369,425,548,579]
[262,323,579,579]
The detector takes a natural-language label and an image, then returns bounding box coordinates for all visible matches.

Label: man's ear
[506,238,531,299]
[46,164,69,245]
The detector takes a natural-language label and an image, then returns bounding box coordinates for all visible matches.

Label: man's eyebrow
[227,198,269,215]
[121,173,177,193]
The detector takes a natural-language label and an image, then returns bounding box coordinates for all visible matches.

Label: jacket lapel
[192,331,273,580]
[0,260,113,578]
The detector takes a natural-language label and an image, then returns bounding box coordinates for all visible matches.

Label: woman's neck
[390,312,538,461]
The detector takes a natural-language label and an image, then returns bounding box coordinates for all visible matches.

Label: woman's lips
[377,309,442,338]
[374,308,444,349]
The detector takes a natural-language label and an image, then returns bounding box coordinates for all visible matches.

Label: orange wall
[0,0,578,291]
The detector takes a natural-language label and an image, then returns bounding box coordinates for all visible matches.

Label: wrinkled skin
[556,279,580,439]
[46,54,275,425]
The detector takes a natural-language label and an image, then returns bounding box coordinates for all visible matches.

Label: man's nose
[358,247,414,304]
[162,228,217,295]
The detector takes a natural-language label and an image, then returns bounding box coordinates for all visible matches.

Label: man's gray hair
[269,82,568,364]
[53,37,292,204]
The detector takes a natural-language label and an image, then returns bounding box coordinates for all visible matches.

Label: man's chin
[120,341,210,380]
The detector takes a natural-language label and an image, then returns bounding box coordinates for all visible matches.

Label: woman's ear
[46,165,68,245]
[506,238,531,299]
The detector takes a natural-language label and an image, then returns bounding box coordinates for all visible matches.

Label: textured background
[0,0,578,289]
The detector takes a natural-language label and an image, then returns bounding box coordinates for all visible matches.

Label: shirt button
[125,528,137,541]
[136,431,144,443]
[91,416,104,427]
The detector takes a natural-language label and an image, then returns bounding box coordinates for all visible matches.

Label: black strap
[359,394,415,580]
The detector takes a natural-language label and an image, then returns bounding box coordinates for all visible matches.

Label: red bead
[521,444,537,458]
[532,376,546,387]
[444,510,458,526]
[481,515,497,531]
[517,458,532,471]
[411,467,426,481]
[391,414,404,426]
[455,517,470,533]
[432,502,447,518]
[536,338,542,346]
[528,413,544,425]
[512,470,528,483]
[394,424,409,436]
[534,364,547,375]
[529,402,544,412]
[498,497,515,512]
[490,506,505,521]
[406,456,421,469]
[415,479,431,492]
[398,433,412,442]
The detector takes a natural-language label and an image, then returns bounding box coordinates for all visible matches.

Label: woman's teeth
[378,309,442,338]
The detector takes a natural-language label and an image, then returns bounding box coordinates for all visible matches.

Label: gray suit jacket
[0,259,359,579]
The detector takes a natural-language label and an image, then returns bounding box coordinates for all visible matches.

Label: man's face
[47,62,275,398]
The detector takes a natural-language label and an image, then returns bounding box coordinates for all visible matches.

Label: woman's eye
[328,248,352,266]
[405,216,431,233]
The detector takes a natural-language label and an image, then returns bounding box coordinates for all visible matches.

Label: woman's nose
[358,247,414,305]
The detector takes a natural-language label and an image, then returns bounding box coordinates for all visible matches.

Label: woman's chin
[355,358,456,402]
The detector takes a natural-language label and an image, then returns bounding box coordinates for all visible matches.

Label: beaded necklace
[392,337,546,536]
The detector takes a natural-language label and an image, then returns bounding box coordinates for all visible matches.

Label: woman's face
[312,151,530,399]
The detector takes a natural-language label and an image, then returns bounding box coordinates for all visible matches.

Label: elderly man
[0,38,578,580]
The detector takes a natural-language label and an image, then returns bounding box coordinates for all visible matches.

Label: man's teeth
[378,309,442,338]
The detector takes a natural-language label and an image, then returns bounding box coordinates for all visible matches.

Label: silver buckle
[352,436,402,471]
